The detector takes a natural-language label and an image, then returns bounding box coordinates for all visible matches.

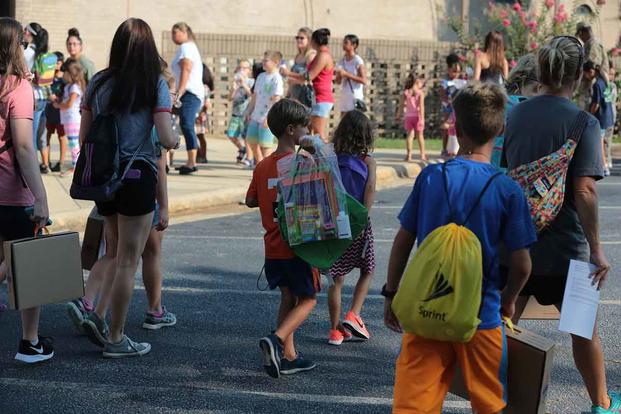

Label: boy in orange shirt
[246,99,320,379]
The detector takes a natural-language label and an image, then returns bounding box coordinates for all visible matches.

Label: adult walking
[0,17,52,363]
[171,22,204,175]
[286,27,316,103]
[576,23,610,111]
[503,36,619,413]
[474,30,509,84]
[23,22,56,173]
[79,18,178,358]
[66,28,96,83]
[281,28,334,142]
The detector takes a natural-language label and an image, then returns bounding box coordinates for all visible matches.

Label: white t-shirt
[23,45,35,71]
[251,72,284,123]
[339,54,364,111]
[172,41,205,103]
[60,83,82,125]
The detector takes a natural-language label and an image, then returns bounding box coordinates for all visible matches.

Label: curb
[51,162,426,233]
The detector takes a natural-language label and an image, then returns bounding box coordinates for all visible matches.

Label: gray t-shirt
[503,95,604,275]
[83,71,171,173]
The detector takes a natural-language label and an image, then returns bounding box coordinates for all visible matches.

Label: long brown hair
[484,31,505,72]
[333,110,374,156]
[0,18,28,101]
[95,18,167,113]
[63,58,86,95]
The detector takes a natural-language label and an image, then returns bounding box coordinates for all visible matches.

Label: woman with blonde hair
[286,27,316,103]
[504,36,619,413]
[474,30,509,84]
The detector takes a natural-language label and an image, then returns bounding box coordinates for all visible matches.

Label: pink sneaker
[343,311,370,340]
[328,329,344,346]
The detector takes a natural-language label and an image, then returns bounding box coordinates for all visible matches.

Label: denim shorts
[246,120,275,147]
[311,102,334,118]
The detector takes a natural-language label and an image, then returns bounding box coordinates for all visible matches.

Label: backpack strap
[0,139,12,155]
[442,161,503,226]
[566,110,590,147]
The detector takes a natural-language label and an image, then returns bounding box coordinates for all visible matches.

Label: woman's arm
[473,54,482,81]
[340,63,367,85]
[53,92,78,110]
[11,118,49,227]
[502,59,509,79]
[285,52,331,82]
[176,58,193,97]
[155,153,169,231]
[363,156,377,212]
[419,90,425,119]
[154,113,179,149]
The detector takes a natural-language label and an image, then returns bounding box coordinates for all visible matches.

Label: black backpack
[70,89,146,202]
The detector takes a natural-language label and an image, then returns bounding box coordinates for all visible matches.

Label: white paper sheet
[558,259,600,340]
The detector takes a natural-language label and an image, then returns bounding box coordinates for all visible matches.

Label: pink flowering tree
[449,1,591,66]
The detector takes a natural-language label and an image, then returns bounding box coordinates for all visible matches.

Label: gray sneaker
[103,335,151,359]
[66,299,88,334]
[81,312,109,348]
[142,306,177,330]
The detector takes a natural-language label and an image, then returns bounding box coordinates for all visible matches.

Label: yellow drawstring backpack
[392,162,502,342]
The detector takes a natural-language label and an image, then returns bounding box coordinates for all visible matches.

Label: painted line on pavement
[0,377,470,410]
[164,234,621,245]
[374,205,621,210]
[135,286,621,306]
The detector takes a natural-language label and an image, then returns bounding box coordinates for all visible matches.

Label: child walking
[227,59,254,164]
[396,73,427,161]
[45,51,67,172]
[52,58,84,174]
[246,99,319,378]
[245,51,285,164]
[440,54,466,156]
[324,110,376,345]
[384,83,536,413]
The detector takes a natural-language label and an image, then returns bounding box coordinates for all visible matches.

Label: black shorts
[0,205,36,241]
[500,265,566,306]
[95,161,157,217]
[264,257,320,298]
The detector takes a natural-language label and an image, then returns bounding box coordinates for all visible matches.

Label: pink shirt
[308,48,334,104]
[0,76,35,206]
[404,88,422,118]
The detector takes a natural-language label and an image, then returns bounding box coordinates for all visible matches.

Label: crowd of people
[0,14,620,414]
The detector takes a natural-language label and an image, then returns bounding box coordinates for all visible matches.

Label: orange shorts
[393,327,507,414]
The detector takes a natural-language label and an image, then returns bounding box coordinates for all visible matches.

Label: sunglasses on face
[295,36,306,41]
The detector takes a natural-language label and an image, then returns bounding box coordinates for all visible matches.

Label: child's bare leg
[350,271,373,316]
[405,130,414,161]
[417,131,427,160]
[328,276,345,330]
[249,142,262,163]
[276,292,317,360]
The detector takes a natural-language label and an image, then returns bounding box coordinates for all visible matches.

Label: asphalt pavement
[0,178,620,413]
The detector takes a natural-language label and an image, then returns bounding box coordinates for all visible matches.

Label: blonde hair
[64,58,86,95]
[264,50,283,63]
[172,22,195,41]
[507,54,537,94]
[452,83,507,144]
[537,36,583,91]
[297,27,313,55]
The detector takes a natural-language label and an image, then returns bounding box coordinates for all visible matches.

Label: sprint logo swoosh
[423,271,454,302]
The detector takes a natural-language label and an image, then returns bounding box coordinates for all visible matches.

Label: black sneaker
[179,166,197,175]
[259,333,283,379]
[39,164,49,174]
[82,312,109,347]
[280,353,316,375]
[50,162,62,173]
[15,336,54,363]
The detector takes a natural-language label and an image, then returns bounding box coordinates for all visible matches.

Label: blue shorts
[264,257,320,298]
[311,102,333,118]
[227,116,246,139]
[246,120,275,147]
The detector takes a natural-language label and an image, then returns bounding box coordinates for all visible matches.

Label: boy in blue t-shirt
[383,83,537,414]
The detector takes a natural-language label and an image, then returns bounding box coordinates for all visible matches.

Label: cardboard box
[4,232,84,310]
[520,296,561,320]
[81,213,105,270]
[450,325,555,414]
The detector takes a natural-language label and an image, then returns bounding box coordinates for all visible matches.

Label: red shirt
[0,76,35,206]
[309,47,334,104]
[246,152,296,259]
